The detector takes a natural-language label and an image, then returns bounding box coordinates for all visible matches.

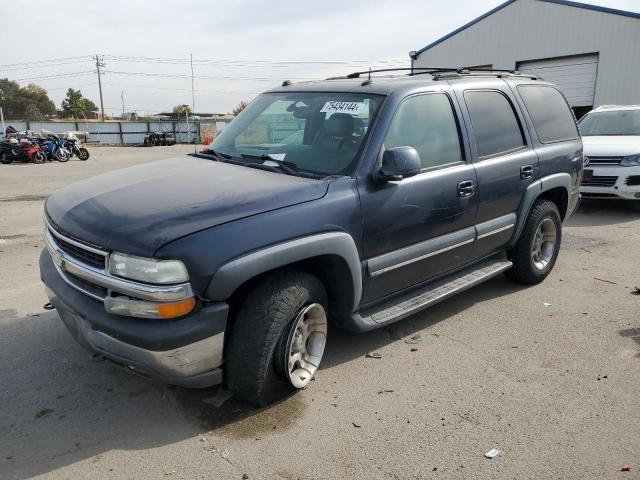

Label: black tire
[32,152,45,164]
[505,199,562,285]
[225,270,328,406]
[77,148,90,160]
[1,153,12,164]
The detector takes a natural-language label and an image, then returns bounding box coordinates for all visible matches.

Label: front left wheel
[225,270,328,406]
[77,147,90,160]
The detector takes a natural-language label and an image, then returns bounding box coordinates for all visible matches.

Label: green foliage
[62,88,86,118]
[230,100,249,116]
[172,104,192,115]
[83,98,98,113]
[0,79,56,120]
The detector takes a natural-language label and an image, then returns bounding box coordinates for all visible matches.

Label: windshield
[211,92,384,176]
[579,110,640,136]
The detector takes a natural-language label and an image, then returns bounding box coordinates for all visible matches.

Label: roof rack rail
[331,67,538,81]
[344,67,462,78]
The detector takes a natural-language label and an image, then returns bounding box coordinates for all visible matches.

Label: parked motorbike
[61,137,90,160]
[0,138,46,164]
[38,135,70,162]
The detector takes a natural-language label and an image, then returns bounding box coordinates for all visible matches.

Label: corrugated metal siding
[414,0,640,107]
[517,53,598,106]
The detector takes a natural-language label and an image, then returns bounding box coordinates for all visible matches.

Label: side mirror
[377,146,421,182]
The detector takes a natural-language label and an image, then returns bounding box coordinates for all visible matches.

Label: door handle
[520,165,534,179]
[457,180,475,197]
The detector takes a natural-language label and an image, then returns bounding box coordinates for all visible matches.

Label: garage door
[517,54,598,107]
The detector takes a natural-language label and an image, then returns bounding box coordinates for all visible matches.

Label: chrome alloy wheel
[283,303,327,389]
[531,218,557,271]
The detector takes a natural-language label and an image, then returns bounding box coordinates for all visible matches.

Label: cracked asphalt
[1,146,639,479]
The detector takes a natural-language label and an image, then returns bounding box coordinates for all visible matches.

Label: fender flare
[510,172,571,246]
[205,232,362,311]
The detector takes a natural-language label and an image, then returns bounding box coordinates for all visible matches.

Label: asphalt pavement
[1,146,639,479]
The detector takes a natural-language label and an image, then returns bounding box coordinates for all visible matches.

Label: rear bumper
[40,249,227,388]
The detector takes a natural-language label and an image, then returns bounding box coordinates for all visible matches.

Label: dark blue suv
[40,68,583,405]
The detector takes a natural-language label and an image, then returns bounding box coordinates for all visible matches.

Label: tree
[0,79,56,120]
[62,88,86,118]
[83,98,98,114]
[60,88,99,119]
[230,100,249,116]
[172,104,192,115]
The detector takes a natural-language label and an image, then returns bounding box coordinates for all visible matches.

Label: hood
[582,136,640,157]
[46,156,330,256]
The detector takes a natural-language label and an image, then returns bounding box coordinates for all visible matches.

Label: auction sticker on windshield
[320,101,364,115]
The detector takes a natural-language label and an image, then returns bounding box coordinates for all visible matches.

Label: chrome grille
[48,230,107,269]
[582,175,618,187]
[587,156,623,166]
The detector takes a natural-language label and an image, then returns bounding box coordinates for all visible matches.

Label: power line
[102,82,258,95]
[11,71,94,82]
[0,59,94,72]
[104,70,319,81]
[0,55,92,68]
[42,82,97,91]
[2,53,407,70]
[102,54,407,65]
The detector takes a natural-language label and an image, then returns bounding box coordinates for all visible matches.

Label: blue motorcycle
[38,135,70,162]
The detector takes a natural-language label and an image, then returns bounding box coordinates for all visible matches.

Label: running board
[351,256,513,331]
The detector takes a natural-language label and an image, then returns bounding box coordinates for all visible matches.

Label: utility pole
[94,54,106,121]
[190,53,196,149]
[121,90,125,117]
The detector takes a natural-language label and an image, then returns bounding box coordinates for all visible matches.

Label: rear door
[454,82,539,259]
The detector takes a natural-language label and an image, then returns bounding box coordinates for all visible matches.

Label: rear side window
[384,93,463,169]
[464,90,525,158]
[517,85,579,143]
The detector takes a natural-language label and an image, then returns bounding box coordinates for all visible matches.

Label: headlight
[108,253,189,284]
[621,154,640,167]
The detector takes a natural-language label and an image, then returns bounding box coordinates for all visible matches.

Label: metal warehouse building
[410,0,640,118]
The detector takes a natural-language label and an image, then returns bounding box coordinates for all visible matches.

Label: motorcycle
[0,138,46,164]
[61,137,90,160]
[39,135,70,162]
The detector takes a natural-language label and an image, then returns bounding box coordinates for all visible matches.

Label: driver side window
[384,93,463,170]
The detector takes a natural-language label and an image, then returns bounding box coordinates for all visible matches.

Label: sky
[0,0,638,115]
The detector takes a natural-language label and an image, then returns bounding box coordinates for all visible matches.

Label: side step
[352,256,513,331]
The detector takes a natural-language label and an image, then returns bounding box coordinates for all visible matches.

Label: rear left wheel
[506,199,561,284]
[225,270,328,406]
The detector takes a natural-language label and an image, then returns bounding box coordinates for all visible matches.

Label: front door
[360,92,477,305]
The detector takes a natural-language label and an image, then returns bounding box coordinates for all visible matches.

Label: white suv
[578,105,640,200]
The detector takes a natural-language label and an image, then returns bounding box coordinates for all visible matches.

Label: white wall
[414,0,640,107]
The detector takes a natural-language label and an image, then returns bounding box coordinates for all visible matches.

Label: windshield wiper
[204,148,232,161]
[240,153,298,176]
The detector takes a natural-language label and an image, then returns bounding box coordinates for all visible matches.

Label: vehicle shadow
[567,198,640,228]
[322,275,522,369]
[0,274,524,479]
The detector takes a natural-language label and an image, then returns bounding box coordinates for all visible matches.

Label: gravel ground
[1,146,639,480]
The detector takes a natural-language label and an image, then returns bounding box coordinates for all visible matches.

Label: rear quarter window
[517,85,579,143]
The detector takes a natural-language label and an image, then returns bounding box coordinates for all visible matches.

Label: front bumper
[580,165,640,200]
[40,249,228,388]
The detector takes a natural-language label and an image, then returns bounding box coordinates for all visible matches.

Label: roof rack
[327,67,539,81]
